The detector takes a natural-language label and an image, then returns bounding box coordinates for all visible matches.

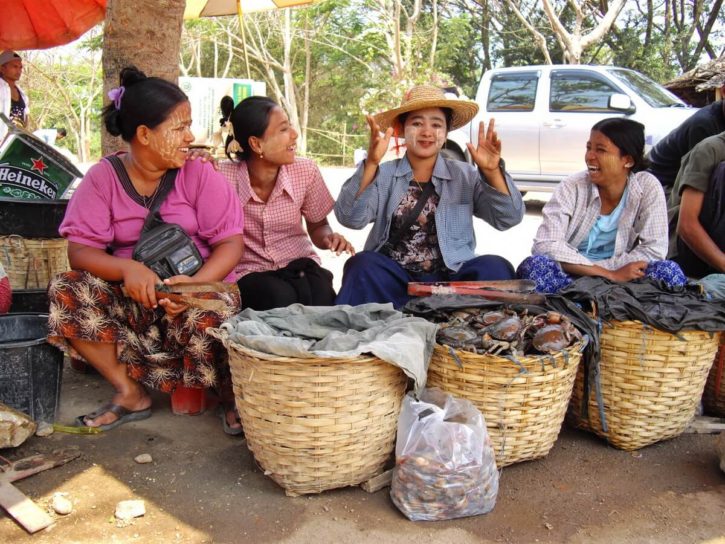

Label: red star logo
[30,157,47,174]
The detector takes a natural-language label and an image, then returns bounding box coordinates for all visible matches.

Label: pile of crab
[435,307,583,357]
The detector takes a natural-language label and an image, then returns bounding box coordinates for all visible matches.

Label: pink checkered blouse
[218,158,334,280]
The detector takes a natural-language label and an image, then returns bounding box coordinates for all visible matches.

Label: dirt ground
[1,361,724,544]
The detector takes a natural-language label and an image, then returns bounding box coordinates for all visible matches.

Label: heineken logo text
[0,164,58,198]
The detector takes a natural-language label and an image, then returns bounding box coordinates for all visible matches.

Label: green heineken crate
[0,115,82,200]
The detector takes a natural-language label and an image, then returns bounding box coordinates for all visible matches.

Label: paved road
[319,167,549,290]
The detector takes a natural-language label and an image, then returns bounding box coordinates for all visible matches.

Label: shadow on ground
[1,360,724,543]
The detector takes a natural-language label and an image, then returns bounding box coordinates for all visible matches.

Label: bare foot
[218,402,243,435]
[225,406,242,432]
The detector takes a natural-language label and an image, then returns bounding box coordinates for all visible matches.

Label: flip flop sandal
[218,406,244,436]
[76,403,152,432]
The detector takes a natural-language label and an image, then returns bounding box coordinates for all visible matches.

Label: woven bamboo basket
[224,341,407,496]
[568,321,721,451]
[0,235,69,289]
[702,335,725,417]
[427,341,584,467]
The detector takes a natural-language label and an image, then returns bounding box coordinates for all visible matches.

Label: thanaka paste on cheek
[149,103,192,166]
[404,125,418,151]
[434,128,445,149]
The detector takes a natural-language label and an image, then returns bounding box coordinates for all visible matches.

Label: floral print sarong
[47,270,240,393]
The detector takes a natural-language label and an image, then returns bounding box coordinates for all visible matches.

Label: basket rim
[433,339,586,363]
[601,319,722,335]
[224,336,385,365]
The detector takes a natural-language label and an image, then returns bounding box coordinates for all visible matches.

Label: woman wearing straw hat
[334,84,524,308]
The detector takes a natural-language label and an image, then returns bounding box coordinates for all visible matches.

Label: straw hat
[373,85,479,132]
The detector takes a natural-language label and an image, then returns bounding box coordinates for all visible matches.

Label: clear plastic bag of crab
[391,389,499,521]
[435,308,583,357]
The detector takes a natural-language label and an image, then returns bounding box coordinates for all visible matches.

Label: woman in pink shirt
[218,96,353,310]
[48,67,245,434]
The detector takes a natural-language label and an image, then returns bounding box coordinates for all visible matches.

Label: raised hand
[365,114,393,167]
[467,119,502,173]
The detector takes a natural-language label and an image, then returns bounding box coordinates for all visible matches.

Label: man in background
[647,82,725,199]
[667,131,725,278]
[34,127,67,146]
[0,50,29,142]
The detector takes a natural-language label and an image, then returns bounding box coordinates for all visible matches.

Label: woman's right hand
[365,114,392,167]
[355,115,393,198]
[122,261,162,308]
[608,261,647,282]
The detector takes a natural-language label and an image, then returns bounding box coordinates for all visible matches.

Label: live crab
[436,308,582,357]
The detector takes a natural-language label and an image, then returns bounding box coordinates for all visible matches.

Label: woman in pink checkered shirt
[218,96,354,310]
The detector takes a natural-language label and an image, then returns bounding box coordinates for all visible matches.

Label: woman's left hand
[322,232,355,256]
[157,275,193,318]
[467,119,502,173]
[158,298,188,319]
[185,148,219,171]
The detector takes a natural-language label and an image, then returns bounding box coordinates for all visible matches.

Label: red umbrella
[0,0,107,50]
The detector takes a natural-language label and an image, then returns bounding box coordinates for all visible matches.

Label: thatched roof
[666,55,725,92]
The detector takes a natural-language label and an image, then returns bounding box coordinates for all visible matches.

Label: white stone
[115,500,146,520]
[52,493,73,515]
[134,453,153,464]
[35,422,54,437]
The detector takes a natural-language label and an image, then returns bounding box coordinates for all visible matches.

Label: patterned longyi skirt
[47,270,240,393]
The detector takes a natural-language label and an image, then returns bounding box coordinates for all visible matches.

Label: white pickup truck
[443,65,697,192]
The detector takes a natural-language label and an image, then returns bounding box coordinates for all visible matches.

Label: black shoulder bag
[379,180,436,256]
[107,155,203,279]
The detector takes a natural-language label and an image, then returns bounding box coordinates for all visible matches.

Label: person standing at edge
[0,50,29,141]
[667,131,725,277]
[334,85,524,309]
[647,82,725,199]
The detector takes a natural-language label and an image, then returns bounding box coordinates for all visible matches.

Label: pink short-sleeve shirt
[218,157,334,279]
[60,156,244,280]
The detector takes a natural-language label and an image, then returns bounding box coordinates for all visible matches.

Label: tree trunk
[101,0,186,155]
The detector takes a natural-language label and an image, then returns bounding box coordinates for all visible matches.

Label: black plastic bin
[0,313,63,422]
[9,288,49,313]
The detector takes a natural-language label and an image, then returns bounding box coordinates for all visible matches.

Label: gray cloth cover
[218,303,438,395]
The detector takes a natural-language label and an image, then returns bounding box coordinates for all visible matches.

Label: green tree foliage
[24,0,722,164]
[23,33,104,163]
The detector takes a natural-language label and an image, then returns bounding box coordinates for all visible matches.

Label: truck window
[487,73,539,112]
[606,68,685,108]
[549,73,621,113]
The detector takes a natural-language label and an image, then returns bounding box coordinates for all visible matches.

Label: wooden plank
[360,469,393,493]
[2,450,81,483]
[0,480,54,533]
[684,416,725,434]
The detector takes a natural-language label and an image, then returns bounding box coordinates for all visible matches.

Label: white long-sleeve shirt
[0,78,29,142]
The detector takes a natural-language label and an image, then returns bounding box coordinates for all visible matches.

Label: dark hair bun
[219,95,234,126]
[119,66,147,87]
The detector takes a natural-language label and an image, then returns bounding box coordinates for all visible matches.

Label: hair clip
[108,86,125,110]
[226,138,241,154]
